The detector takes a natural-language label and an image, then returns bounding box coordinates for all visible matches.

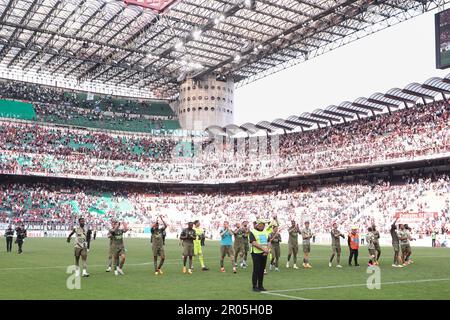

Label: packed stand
[0,79,179,133]
[0,98,448,182]
[0,174,448,240]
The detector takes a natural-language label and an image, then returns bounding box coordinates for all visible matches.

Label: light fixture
[192,29,202,40]
[214,14,225,26]
[241,40,253,52]
[174,40,184,51]
[243,0,256,10]
[367,3,380,15]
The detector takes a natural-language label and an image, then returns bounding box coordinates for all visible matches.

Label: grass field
[0,238,449,300]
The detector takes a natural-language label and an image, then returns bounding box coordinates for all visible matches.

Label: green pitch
[0,238,449,300]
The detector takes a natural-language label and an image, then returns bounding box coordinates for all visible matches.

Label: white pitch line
[0,262,149,271]
[261,291,311,300]
[0,255,243,271]
[264,277,450,294]
[0,259,192,271]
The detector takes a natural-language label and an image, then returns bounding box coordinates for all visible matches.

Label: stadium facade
[0,0,449,246]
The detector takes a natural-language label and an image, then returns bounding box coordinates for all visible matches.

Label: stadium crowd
[0,99,448,182]
[0,80,175,132]
[1,174,448,240]
[0,122,178,162]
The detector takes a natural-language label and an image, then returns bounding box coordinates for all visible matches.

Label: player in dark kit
[329,222,345,268]
[371,223,381,262]
[15,224,27,254]
[86,227,92,251]
[4,225,14,252]
[286,220,301,269]
[242,221,250,268]
[390,217,404,268]
[269,226,282,271]
[233,222,246,269]
[106,220,114,272]
[110,220,129,276]
[180,222,196,274]
[151,215,167,275]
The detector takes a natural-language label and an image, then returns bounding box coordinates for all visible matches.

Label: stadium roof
[0,0,447,99]
[205,72,450,136]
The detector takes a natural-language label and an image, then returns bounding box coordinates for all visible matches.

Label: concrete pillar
[175,74,234,131]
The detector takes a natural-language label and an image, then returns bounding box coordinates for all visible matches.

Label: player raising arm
[269,226,282,271]
[67,217,89,277]
[390,217,403,268]
[110,220,129,276]
[151,215,167,275]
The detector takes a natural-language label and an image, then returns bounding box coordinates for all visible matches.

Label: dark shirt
[180,228,196,243]
[249,232,258,243]
[5,228,14,238]
[15,228,27,241]
[390,224,399,244]
[151,226,166,245]
[234,228,246,243]
[269,233,282,245]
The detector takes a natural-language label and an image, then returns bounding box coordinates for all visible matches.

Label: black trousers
[6,238,12,252]
[432,239,436,247]
[251,253,267,289]
[16,239,23,253]
[348,249,359,265]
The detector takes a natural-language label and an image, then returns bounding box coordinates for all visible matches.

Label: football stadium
[0,0,449,304]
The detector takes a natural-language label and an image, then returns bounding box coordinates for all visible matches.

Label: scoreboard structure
[124,0,178,13]
[436,8,450,69]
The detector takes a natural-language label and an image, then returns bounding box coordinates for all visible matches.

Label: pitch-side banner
[395,212,438,225]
